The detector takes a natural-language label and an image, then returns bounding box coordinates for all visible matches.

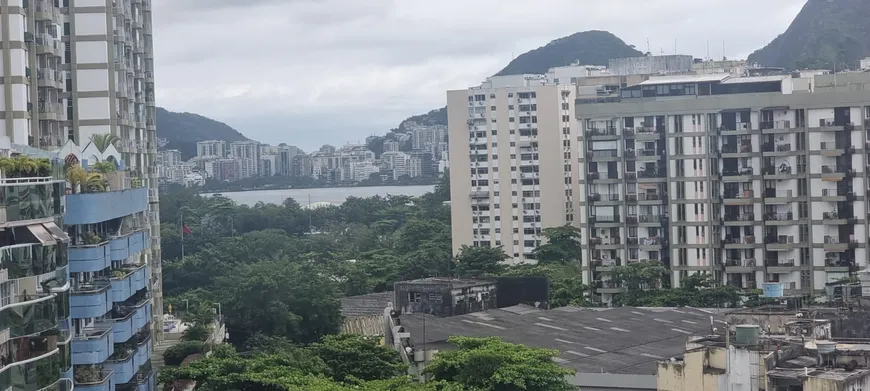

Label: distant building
[158,149,182,165]
[231,141,261,178]
[197,140,228,158]
[608,54,694,76]
[861,57,870,71]
[384,140,401,153]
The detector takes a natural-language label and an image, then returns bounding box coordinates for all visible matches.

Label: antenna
[646,38,651,54]
[706,41,710,60]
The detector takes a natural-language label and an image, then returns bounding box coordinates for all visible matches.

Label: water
[203,185,436,206]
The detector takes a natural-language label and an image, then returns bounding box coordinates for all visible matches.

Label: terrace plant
[0,156,52,178]
[74,365,104,384]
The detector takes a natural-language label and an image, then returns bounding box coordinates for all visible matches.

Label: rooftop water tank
[762,282,784,298]
[816,341,837,355]
[734,325,760,346]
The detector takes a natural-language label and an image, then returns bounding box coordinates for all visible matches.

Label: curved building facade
[0,176,74,391]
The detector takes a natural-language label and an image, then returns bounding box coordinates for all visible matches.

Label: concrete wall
[657,349,726,391]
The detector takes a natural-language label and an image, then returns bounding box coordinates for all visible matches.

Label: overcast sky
[152,0,806,151]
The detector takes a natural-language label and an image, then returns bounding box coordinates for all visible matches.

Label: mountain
[747,0,870,70]
[379,30,640,140]
[496,30,643,76]
[156,107,249,159]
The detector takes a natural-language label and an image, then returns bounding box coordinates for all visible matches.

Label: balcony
[594,280,626,294]
[724,236,756,248]
[0,179,65,225]
[586,127,617,138]
[635,126,662,139]
[724,190,755,205]
[766,235,797,251]
[724,258,756,273]
[637,169,666,179]
[820,166,849,181]
[74,367,115,391]
[636,236,664,247]
[589,150,619,160]
[823,236,853,252]
[766,258,798,273]
[637,214,665,224]
[763,165,794,177]
[65,187,148,225]
[725,213,755,222]
[116,367,156,391]
[764,212,794,225]
[764,188,794,203]
[821,211,850,225]
[109,331,153,384]
[111,264,150,303]
[0,339,67,390]
[111,294,152,343]
[72,327,114,365]
[723,167,753,178]
[820,142,845,157]
[110,230,149,261]
[70,280,111,319]
[591,215,621,224]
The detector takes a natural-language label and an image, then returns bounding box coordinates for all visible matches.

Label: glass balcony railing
[71,327,114,365]
[111,297,151,343]
[0,291,69,339]
[0,242,68,280]
[0,181,65,224]
[73,366,114,391]
[111,264,149,303]
[109,230,148,262]
[0,343,70,391]
[70,280,111,319]
[108,331,152,384]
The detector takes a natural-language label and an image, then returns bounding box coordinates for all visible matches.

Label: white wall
[74,41,109,64]
[74,13,108,35]
[75,69,110,91]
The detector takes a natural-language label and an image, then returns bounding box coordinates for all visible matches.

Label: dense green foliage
[156,107,249,159]
[496,30,643,76]
[164,341,209,366]
[747,0,870,70]
[425,337,574,391]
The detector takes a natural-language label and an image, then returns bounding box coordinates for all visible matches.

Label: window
[429,293,443,304]
[408,292,422,302]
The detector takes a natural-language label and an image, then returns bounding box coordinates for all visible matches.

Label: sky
[152,0,807,151]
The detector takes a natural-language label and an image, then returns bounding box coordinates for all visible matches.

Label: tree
[425,337,574,391]
[89,133,120,153]
[66,165,87,194]
[308,334,405,382]
[608,260,668,290]
[92,161,116,174]
[454,245,507,276]
[219,261,342,346]
[532,225,583,264]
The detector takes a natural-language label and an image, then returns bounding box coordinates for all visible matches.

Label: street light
[183,299,189,311]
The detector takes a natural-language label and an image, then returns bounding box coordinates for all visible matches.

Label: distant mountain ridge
[747,0,870,70]
[368,30,642,154]
[156,107,249,159]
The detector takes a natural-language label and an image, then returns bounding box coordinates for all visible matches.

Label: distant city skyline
[151,0,806,148]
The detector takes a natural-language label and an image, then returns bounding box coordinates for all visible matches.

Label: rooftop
[397,277,494,289]
[767,367,870,382]
[340,291,392,317]
[400,305,725,375]
[638,74,729,86]
[720,75,788,84]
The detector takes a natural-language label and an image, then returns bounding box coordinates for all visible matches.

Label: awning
[42,222,70,243]
[762,106,789,111]
[27,224,56,246]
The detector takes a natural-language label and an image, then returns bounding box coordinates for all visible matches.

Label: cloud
[151,0,805,151]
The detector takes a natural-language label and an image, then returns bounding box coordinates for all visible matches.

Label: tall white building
[158,148,182,165]
[65,0,163,335]
[231,140,260,178]
[449,69,870,301]
[197,139,227,157]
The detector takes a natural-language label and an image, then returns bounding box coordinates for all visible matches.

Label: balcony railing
[766,258,795,267]
[590,237,620,245]
[637,193,663,201]
[592,215,621,223]
[766,236,795,245]
[586,127,617,137]
[725,258,756,267]
[724,236,755,244]
[724,213,755,222]
[637,214,664,223]
[723,168,753,177]
[724,190,754,199]
[637,169,665,178]
[590,150,619,158]
[765,212,793,221]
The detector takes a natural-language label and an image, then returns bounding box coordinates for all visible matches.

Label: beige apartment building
[447,75,580,263]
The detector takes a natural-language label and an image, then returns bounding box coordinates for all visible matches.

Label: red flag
[182,224,192,235]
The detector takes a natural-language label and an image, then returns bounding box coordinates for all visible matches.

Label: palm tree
[89,134,120,153]
[66,165,87,194]
[0,157,14,178]
[13,156,38,177]
[84,173,106,193]
[92,161,116,175]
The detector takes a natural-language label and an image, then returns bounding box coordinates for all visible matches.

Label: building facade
[0,165,73,390]
[196,140,227,158]
[575,73,870,298]
[230,140,260,179]
[447,76,579,263]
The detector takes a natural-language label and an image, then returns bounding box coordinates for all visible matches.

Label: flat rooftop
[768,367,870,382]
[340,291,392,317]
[397,277,494,288]
[400,305,725,375]
[638,74,729,85]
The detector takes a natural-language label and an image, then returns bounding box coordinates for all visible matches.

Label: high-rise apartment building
[575,73,870,300]
[447,75,579,263]
[449,69,870,301]
[65,0,163,341]
[231,140,260,178]
[1,0,161,389]
[196,140,227,158]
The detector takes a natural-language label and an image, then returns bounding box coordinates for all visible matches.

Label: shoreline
[199,183,436,196]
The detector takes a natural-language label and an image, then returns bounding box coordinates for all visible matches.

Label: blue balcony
[111,264,149,303]
[74,369,115,391]
[110,335,152,384]
[71,327,114,365]
[65,187,147,225]
[69,242,111,273]
[136,369,157,391]
[110,230,149,261]
[112,300,152,342]
[71,281,111,319]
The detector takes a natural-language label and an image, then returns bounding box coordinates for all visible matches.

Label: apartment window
[491,106,496,111]
[508,93,514,98]
[562,115,571,122]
